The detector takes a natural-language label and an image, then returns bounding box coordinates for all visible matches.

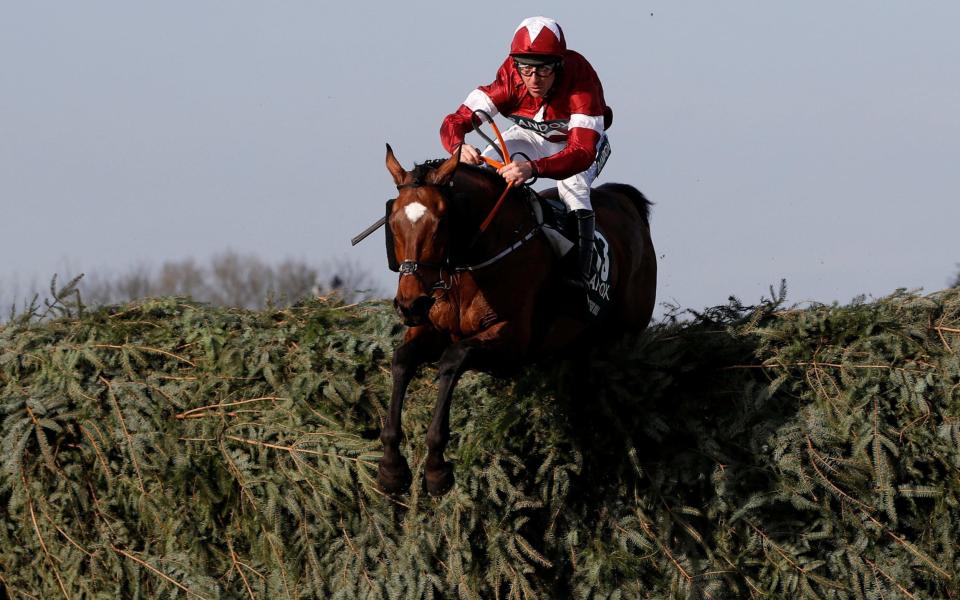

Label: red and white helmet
[510,16,566,63]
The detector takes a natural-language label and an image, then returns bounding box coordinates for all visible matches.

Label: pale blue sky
[2,2,958,313]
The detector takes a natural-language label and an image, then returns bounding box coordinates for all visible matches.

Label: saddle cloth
[528,190,614,319]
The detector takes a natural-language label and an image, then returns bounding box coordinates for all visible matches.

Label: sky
[2,2,958,316]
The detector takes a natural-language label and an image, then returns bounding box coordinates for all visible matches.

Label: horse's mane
[409,160,516,259]
[410,158,506,192]
[413,160,652,225]
[407,158,448,186]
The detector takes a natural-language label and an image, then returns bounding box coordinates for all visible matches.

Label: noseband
[398,259,453,291]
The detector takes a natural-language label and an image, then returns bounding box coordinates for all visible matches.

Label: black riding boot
[564,209,595,289]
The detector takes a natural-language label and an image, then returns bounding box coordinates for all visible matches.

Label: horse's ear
[385,143,407,186]
[426,148,460,187]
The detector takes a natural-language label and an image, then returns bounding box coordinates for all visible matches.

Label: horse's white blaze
[404,202,429,223]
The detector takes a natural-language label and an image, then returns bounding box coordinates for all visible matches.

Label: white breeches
[481,125,609,212]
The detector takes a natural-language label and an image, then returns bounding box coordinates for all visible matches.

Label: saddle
[526,188,614,319]
[528,188,574,251]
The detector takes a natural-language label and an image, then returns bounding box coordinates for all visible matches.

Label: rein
[471,110,514,235]
[453,221,541,273]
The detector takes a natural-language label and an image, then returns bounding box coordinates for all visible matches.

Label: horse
[378,144,657,496]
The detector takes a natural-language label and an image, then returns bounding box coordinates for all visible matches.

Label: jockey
[440,16,612,290]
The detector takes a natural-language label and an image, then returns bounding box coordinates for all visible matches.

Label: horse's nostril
[411,296,434,317]
[394,295,433,325]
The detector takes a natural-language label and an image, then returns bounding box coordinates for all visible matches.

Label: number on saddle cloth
[586,231,613,318]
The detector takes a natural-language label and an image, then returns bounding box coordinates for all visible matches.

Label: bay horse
[378,145,656,496]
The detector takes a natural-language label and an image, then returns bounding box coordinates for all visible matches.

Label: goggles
[514,61,558,77]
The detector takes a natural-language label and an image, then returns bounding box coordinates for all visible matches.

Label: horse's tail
[596,183,652,224]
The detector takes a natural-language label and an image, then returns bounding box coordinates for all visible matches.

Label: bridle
[391,178,542,293]
[393,180,456,292]
[397,258,454,292]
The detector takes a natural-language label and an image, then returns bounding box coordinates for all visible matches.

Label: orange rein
[471,114,515,234]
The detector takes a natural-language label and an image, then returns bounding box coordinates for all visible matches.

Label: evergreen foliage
[1,285,959,598]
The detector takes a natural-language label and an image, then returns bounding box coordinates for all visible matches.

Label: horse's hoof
[377,458,412,494]
[424,462,455,497]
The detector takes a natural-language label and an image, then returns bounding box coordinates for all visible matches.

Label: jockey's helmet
[510,16,566,65]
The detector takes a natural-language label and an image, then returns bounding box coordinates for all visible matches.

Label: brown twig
[933,322,958,353]
[260,523,294,600]
[88,343,197,367]
[330,302,361,311]
[79,422,112,480]
[217,436,260,511]
[749,522,804,571]
[25,404,41,428]
[100,377,146,494]
[727,360,932,374]
[806,437,874,513]
[223,435,376,467]
[24,477,71,599]
[898,413,931,444]
[862,514,952,581]
[864,557,917,599]
[227,536,258,600]
[175,396,286,420]
[807,433,952,584]
[340,523,375,590]
[156,375,199,381]
[111,545,211,600]
[37,499,92,559]
[636,513,691,584]
[722,555,764,598]
[748,522,847,593]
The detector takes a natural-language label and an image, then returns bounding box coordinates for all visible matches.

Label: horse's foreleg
[424,322,520,496]
[423,343,473,496]
[378,326,444,494]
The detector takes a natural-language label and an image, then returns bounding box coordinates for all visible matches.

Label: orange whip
[471,110,515,234]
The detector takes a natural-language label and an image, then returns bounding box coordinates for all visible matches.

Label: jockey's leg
[558,162,599,289]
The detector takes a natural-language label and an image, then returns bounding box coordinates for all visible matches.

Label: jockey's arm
[497,124,601,186]
[440,60,516,163]
[531,126,601,180]
[440,104,481,160]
